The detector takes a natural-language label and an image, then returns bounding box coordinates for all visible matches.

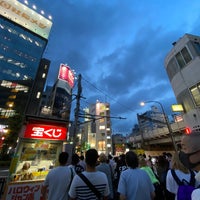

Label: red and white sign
[4,181,44,200]
[24,124,67,140]
[58,64,74,88]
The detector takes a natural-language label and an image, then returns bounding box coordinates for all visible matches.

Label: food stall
[3,116,68,200]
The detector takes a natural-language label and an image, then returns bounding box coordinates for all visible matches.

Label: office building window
[42,73,46,78]
[181,47,192,63]
[99,125,105,130]
[175,47,192,69]
[36,92,41,99]
[190,83,200,106]
[193,41,200,55]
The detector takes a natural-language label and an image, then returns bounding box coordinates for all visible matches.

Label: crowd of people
[41,130,200,200]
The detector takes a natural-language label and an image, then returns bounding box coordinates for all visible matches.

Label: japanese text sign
[24,124,67,140]
[4,181,44,200]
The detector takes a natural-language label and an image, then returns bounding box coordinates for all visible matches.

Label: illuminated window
[190,83,200,106]
[36,92,41,99]
[100,118,105,123]
[8,95,16,99]
[107,144,111,147]
[99,125,105,130]
[98,141,105,151]
[42,73,46,78]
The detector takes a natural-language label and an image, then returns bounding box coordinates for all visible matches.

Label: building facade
[82,101,112,155]
[0,0,52,124]
[165,33,200,131]
[137,105,166,132]
[40,64,75,127]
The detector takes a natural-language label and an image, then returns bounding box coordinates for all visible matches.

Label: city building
[25,58,51,116]
[0,0,52,125]
[137,106,166,133]
[40,64,75,124]
[81,101,112,155]
[165,33,200,131]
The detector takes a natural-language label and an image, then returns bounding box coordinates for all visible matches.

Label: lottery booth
[3,116,68,200]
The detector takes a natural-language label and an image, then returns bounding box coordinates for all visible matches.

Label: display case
[12,138,63,181]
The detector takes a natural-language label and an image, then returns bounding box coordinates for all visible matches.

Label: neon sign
[58,64,75,88]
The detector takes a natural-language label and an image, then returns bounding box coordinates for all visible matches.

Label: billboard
[58,64,75,88]
[0,0,52,39]
[24,124,67,140]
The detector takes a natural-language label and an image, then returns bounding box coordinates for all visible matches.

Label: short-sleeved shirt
[192,188,200,200]
[43,166,72,200]
[69,171,110,200]
[117,168,155,200]
[166,169,199,200]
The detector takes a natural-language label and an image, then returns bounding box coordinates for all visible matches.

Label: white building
[165,33,200,131]
[87,101,112,155]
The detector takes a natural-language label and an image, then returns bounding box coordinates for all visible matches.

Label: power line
[81,76,136,113]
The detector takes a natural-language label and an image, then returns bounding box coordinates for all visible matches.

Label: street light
[140,100,177,152]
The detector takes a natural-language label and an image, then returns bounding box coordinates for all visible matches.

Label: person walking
[69,149,110,200]
[139,156,164,200]
[166,152,198,200]
[69,153,85,174]
[179,131,200,200]
[117,151,155,200]
[79,155,86,170]
[42,152,74,200]
[96,153,114,200]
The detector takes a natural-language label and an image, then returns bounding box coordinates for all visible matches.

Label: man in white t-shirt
[179,131,200,200]
[42,152,74,200]
[69,149,110,200]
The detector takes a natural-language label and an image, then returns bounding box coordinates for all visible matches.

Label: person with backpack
[139,156,165,200]
[179,131,200,200]
[166,152,199,200]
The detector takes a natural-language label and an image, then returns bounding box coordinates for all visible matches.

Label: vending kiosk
[3,116,68,200]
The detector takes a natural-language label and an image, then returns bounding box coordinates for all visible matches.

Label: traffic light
[184,127,191,134]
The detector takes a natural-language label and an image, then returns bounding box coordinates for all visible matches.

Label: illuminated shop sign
[24,124,67,140]
[171,104,184,112]
[0,0,52,39]
[58,64,75,88]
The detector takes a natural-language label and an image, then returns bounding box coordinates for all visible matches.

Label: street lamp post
[140,100,177,152]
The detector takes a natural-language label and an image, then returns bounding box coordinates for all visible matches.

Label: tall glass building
[0,0,52,123]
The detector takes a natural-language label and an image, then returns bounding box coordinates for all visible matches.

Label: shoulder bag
[78,173,102,200]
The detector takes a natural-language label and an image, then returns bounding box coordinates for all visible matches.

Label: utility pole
[72,74,82,153]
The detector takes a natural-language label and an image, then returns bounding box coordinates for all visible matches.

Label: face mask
[179,150,200,169]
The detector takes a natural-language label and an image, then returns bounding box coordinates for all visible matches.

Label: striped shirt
[69,171,110,200]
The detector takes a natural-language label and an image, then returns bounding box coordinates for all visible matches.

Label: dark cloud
[22,0,200,133]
